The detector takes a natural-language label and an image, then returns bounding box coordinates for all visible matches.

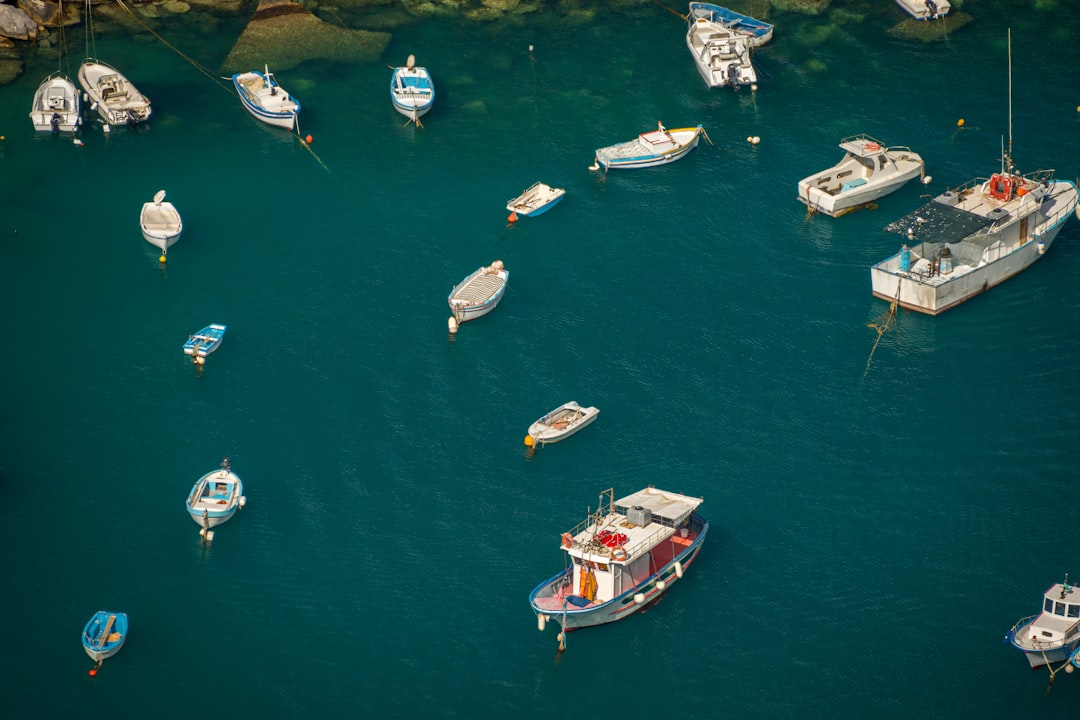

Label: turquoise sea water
[2,2,1080,717]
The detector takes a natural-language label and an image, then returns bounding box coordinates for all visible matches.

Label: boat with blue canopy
[390,55,434,126]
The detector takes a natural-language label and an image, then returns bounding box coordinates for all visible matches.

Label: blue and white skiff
[1005,577,1080,668]
[529,488,707,646]
[186,457,246,538]
[391,55,434,126]
[82,611,128,663]
[183,324,226,358]
[591,123,705,171]
[232,66,300,131]
[687,2,774,47]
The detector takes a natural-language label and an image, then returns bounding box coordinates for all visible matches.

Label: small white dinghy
[140,190,183,259]
[526,401,600,446]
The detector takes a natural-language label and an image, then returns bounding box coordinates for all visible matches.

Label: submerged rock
[887,12,973,41]
[222,0,390,71]
[0,4,39,40]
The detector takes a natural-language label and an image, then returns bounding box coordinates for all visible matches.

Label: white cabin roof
[615,487,703,526]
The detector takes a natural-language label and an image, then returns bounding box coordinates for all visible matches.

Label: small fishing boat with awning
[1005,576,1080,668]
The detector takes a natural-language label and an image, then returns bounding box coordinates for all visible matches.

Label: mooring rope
[863,279,901,379]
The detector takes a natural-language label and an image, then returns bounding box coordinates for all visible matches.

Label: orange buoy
[89,668,98,677]
[508,211,518,223]
[305,134,313,144]
[957,118,965,127]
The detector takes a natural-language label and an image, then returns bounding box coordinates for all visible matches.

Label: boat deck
[453,273,503,304]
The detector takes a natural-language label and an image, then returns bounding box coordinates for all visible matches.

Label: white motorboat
[185,457,246,540]
[29,72,81,133]
[526,401,599,446]
[233,66,301,131]
[894,0,950,20]
[78,59,151,127]
[685,12,757,89]
[797,135,926,217]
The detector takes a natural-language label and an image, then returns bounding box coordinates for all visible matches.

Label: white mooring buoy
[537,614,547,632]
[448,316,458,334]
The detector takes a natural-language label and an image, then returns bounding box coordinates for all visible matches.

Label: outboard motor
[925,0,938,17]
[50,113,61,132]
[727,62,740,86]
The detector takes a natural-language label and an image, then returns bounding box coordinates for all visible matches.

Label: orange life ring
[561,532,574,549]
[610,547,628,562]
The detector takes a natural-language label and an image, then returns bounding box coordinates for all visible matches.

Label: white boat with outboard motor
[1005,576,1080,669]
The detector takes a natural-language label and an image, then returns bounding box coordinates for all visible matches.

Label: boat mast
[1005,28,1013,173]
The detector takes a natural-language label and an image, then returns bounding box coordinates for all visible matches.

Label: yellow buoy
[524,435,535,447]
[957,118,965,127]
[159,254,166,263]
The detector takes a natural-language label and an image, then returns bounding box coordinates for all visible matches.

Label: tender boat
[797,135,926,217]
[183,324,227,358]
[232,66,300,131]
[506,182,566,218]
[687,3,773,47]
[390,55,434,126]
[78,59,151,127]
[447,261,508,325]
[894,0,950,20]
[1005,577,1080,668]
[870,33,1078,316]
[526,401,599,446]
[29,71,81,133]
[592,123,705,171]
[529,487,707,646]
[185,457,246,539]
[685,7,760,88]
[82,611,128,663]
[140,190,183,256]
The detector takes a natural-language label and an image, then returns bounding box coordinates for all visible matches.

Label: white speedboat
[685,12,757,89]
[390,55,434,126]
[797,136,926,217]
[506,182,566,218]
[870,32,1078,315]
[185,458,246,540]
[29,71,81,133]
[592,123,705,171]
[447,260,508,327]
[1005,577,1080,668]
[894,0,950,20]
[529,488,707,647]
[526,401,599,446]
[232,66,300,131]
[78,59,151,127]
[140,190,183,257]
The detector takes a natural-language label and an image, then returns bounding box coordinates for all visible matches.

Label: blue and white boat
[688,3,774,47]
[591,123,705,171]
[183,324,226,358]
[1005,577,1080,668]
[82,611,128,663]
[506,182,566,218]
[447,260,507,329]
[232,66,300,131]
[529,487,707,648]
[390,55,434,126]
[185,458,246,539]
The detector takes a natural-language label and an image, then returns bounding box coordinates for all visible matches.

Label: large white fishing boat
[869,32,1078,315]
[1005,577,1080,668]
[529,487,707,649]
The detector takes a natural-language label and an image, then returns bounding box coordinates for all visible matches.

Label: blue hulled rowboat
[688,3,774,47]
[183,324,226,358]
[82,611,128,663]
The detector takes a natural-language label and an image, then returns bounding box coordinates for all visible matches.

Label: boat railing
[841,133,884,147]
